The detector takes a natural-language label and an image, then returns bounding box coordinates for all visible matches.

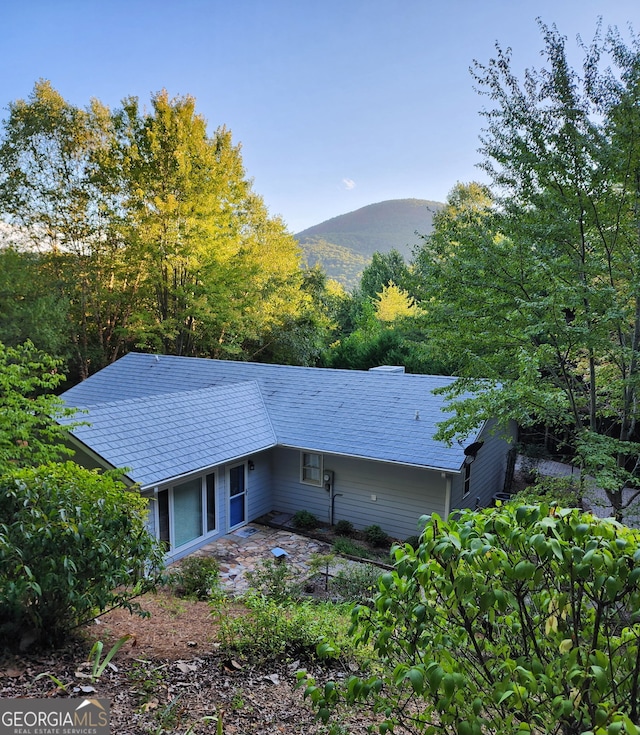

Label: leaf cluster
[0,340,76,468]
[0,462,164,649]
[302,504,640,734]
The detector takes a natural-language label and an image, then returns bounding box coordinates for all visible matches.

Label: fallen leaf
[2,668,23,678]
[264,673,280,685]
[223,659,243,672]
[176,662,197,674]
[142,700,159,712]
[74,671,93,679]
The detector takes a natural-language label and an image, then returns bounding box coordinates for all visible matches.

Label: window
[158,489,170,550]
[206,473,216,532]
[301,452,322,485]
[463,462,471,498]
[157,472,216,551]
[173,477,203,547]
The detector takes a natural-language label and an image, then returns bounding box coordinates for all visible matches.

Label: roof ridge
[123,351,458,381]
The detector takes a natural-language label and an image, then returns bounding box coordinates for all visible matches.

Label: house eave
[277,442,463,475]
[63,432,137,487]
[137,444,277,491]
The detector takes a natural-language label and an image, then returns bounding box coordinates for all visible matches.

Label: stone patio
[190,523,338,595]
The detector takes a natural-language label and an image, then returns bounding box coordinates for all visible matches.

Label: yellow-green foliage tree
[375,282,418,322]
[0,83,313,376]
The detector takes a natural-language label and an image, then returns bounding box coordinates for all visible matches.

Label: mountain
[295,198,443,290]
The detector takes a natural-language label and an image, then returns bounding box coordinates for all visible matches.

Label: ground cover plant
[167,555,222,600]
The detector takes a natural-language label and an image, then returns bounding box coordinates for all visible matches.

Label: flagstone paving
[191,523,341,595]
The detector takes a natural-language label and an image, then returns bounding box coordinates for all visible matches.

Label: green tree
[360,249,413,302]
[0,81,146,379]
[302,504,640,734]
[0,247,69,358]
[0,340,74,468]
[0,341,164,649]
[99,90,307,360]
[0,83,311,374]
[246,266,342,366]
[0,462,164,648]
[415,24,640,519]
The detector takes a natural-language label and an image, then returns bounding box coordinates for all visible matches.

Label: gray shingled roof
[61,353,479,486]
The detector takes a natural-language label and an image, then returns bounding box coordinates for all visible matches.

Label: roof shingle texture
[61,353,476,487]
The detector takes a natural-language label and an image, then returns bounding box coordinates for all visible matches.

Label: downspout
[330,489,343,526]
[442,473,452,520]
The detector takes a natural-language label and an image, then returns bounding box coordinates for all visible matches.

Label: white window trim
[300,451,323,486]
[156,471,217,551]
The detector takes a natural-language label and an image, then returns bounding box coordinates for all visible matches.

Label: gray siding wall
[450,420,517,512]
[271,447,448,540]
[235,449,274,523]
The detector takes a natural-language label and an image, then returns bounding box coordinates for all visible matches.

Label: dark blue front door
[229,464,246,527]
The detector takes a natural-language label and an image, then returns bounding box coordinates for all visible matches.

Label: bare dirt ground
[0,590,370,734]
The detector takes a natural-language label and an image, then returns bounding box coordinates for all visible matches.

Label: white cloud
[342,178,356,190]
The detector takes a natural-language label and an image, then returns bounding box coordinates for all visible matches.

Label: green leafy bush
[330,563,380,604]
[332,537,375,559]
[292,509,318,530]
[363,524,388,547]
[303,504,640,734]
[0,340,77,468]
[218,591,352,664]
[244,558,302,603]
[511,474,581,508]
[168,555,221,600]
[0,462,164,648]
[333,519,354,536]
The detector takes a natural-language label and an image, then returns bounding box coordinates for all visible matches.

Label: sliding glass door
[157,472,216,551]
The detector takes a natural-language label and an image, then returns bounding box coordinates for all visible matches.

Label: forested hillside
[296,238,370,291]
[296,198,442,288]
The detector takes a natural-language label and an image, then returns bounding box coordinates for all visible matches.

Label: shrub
[168,555,221,600]
[244,558,302,603]
[218,591,352,663]
[302,504,640,734]
[292,509,318,530]
[0,462,164,649]
[363,524,388,547]
[333,537,375,559]
[333,519,354,536]
[330,563,380,604]
[511,474,581,508]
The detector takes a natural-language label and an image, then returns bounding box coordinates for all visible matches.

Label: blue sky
[2,1,638,232]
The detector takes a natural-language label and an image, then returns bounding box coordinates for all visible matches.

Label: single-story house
[59,353,515,561]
